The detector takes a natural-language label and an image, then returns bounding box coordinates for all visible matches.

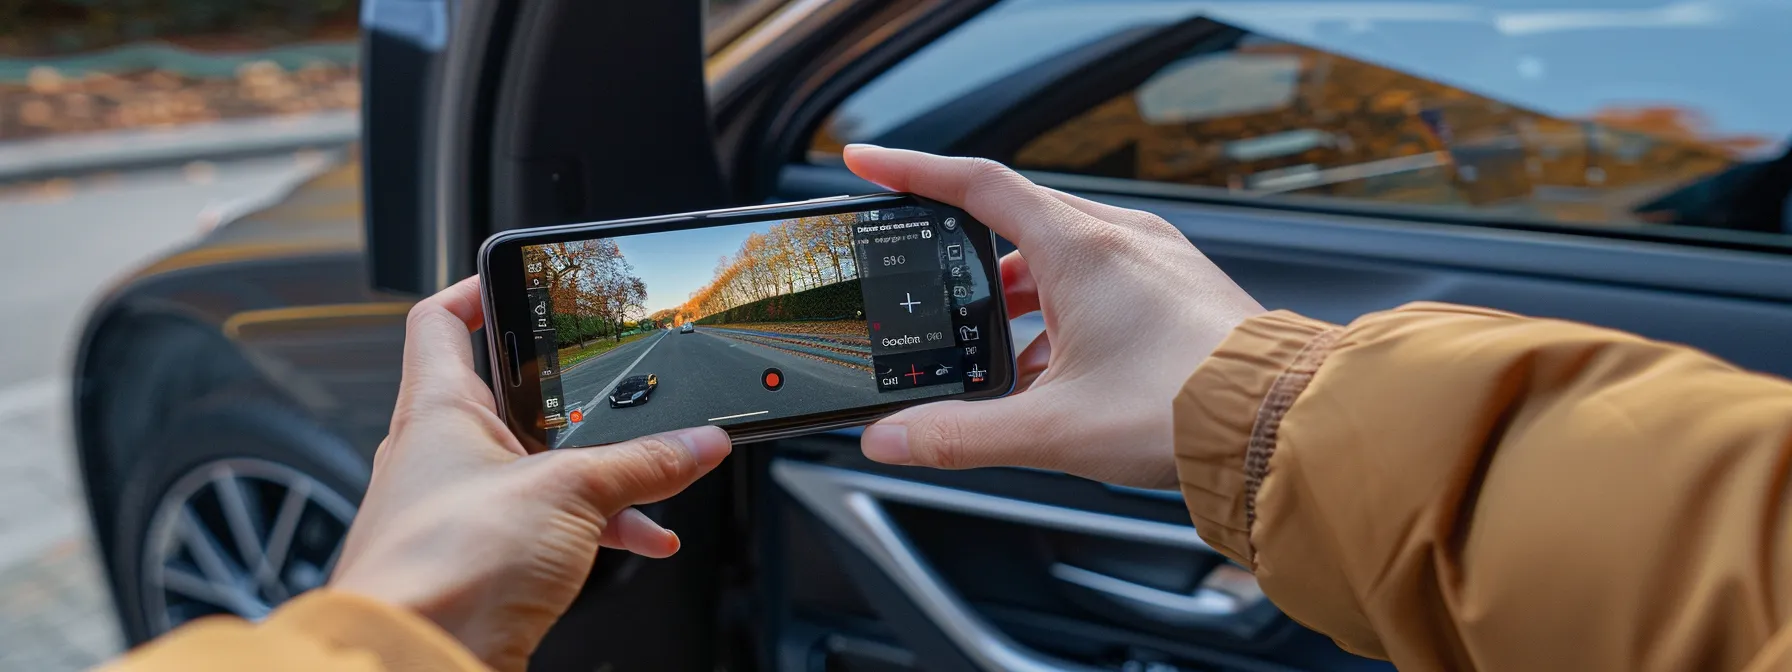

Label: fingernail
[672,426,731,469]
[862,425,912,464]
[662,529,681,556]
[843,143,885,153]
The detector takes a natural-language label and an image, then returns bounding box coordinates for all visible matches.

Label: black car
[73,1,1792,670]
[609,373,659,408]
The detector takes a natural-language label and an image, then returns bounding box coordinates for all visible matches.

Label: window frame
[778,1,1792,257]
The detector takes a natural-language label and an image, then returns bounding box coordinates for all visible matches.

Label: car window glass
[706,0,794,55]
[813,0,1792,238]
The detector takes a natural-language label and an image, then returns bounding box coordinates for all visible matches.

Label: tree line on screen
[524,240,647,347]
[673,214,860,324]
[695,279,863,326]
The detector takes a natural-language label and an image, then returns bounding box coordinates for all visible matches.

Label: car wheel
[108,401,368,643]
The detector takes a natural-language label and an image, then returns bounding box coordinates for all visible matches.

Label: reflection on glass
[815,0,1792,237]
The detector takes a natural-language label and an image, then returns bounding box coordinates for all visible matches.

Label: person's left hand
[328,277,732,671]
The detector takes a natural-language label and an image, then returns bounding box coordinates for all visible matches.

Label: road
[0,150,327,669]
[555,327,947,447]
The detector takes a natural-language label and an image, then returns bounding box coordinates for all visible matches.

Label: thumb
[861,394,1071,472]
[559,426,732,513]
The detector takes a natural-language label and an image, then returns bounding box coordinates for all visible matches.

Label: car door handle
[1050,562,1274,637]
[774,460,1107,672]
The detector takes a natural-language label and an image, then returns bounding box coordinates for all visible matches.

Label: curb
[0,110,359,184]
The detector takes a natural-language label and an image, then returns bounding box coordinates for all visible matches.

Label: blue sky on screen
[613,218,786,314]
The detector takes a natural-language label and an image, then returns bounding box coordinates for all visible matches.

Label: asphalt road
[0,150,329,669]
[555,327,948,447]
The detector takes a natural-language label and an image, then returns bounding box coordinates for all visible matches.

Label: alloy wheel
[140,458,357,634]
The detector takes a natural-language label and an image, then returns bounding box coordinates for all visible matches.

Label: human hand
[846,146,1264,488]
[328,277,731,671]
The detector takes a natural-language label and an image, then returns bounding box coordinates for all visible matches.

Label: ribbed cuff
[263,590,489,672]
[1174,310,1338,566]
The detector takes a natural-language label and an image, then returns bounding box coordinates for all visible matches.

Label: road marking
[708,410,769,422]
[556,332,668,448]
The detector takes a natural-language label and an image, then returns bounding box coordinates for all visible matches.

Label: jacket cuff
[263,590,488,672]
[1174,310,1338,566]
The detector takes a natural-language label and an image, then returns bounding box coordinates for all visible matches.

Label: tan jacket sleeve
[98,590,488,672]
[1175,302,1792,671]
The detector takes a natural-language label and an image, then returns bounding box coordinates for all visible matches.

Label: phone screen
[510,199,1002,448]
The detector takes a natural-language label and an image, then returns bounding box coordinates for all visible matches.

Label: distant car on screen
[679,323,694,333]
[608,373,658,408]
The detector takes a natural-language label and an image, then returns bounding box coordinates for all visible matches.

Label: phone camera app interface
[522,204,992,448]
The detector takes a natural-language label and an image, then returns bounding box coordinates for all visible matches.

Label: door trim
[773,459,1220,672]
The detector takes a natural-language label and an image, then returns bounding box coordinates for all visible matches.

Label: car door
[363,1,749,670]
[373,0,1792,670]
[714,1,1792,671]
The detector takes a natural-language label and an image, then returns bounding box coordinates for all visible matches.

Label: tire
[107,401,369,644]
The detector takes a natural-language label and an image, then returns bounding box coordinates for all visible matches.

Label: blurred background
[0,3,359,668]
[0,2,741,668]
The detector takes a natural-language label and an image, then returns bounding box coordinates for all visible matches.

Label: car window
[813,0,1792,238]
[706,0,794,55]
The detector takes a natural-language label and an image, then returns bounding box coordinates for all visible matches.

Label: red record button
[762,368,784,391]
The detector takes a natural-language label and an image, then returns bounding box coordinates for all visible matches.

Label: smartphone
[478,193,1016,452]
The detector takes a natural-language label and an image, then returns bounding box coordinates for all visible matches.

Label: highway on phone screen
[553,327,946,448]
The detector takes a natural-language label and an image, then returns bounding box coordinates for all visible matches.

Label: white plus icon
[899,292,921,313]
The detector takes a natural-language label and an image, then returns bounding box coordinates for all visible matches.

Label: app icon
[959,325,980,341]
[967,364,987,383]
[899,292,922,313]
[904,364,927,385]
[946,244,963,260]
[943,217,958,231]
[953,285,969,299]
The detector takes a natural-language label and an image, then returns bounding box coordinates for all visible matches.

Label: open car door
[363,1,734,669]
[366,0,1792,670]
[714,1,1792,671]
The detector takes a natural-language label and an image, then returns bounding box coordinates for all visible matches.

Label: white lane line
[556,332,668,448]
[708,410,770,422]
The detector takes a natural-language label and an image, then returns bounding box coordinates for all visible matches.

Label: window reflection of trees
[1012,33,1760,227]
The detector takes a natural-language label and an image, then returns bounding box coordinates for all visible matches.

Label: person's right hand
[846,146,1265,488]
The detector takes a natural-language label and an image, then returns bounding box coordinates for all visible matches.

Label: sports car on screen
[608,373,658,408]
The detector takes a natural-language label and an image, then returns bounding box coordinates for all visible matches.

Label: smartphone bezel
[477,193,1017,452]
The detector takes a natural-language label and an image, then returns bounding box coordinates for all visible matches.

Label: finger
[396,276,493,418]
[843,145,1095,253]
[1000,251,1039,318]
[598,507,681,559]
[564,426,732,512]
[1015,332,1051,392]
[862,392,1072,472]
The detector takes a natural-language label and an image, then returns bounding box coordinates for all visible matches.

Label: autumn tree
[529,238,648,347]
[673,214,863,323]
